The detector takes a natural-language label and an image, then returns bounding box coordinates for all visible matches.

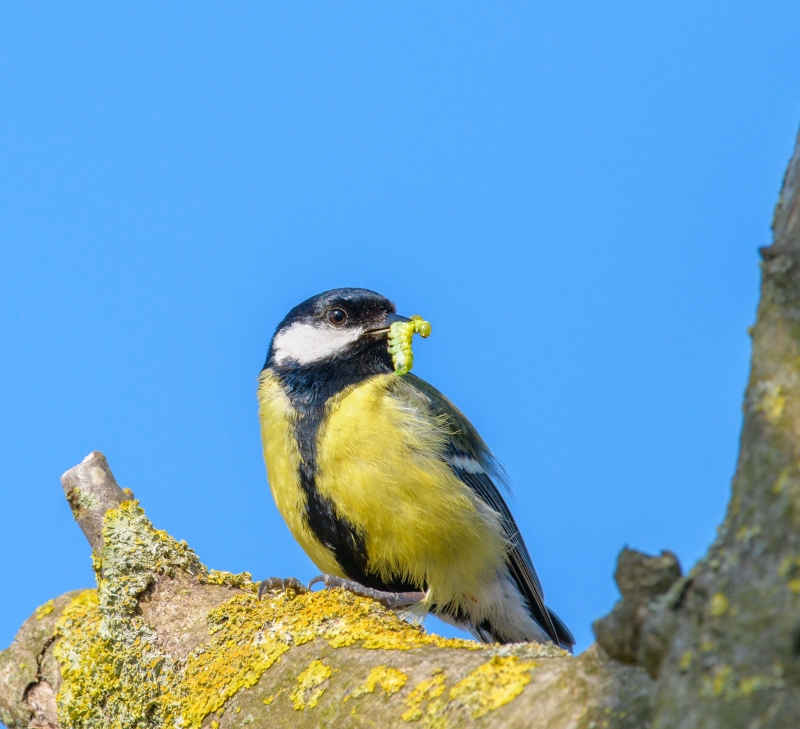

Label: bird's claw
[308,574,424,609]
[257,576,308,600]
[308,574,349,591]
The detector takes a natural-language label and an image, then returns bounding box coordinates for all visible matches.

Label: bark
[593,127,800,727]
[60,452,134,556]
[0,454,651,729]
[642,127,800,727]
[2,126,800,729]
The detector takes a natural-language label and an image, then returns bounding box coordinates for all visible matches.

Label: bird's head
[265,288,410,373]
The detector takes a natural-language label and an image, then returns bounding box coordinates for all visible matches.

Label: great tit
[257,288,574,651]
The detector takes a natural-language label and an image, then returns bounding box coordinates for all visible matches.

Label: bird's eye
[327,308,347,326]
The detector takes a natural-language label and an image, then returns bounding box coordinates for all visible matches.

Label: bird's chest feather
[315,376,505,593]
[259,370,505,599]
[256,370,341,576]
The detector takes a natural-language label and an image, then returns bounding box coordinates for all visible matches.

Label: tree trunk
[2,126,799,729]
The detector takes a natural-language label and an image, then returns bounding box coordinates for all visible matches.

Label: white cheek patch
[272,322,364,365]
[445,454,486,474]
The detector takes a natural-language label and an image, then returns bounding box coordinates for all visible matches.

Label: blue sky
[1,2,799,662]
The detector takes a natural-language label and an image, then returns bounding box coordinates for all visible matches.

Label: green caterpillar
[388,315,432,376]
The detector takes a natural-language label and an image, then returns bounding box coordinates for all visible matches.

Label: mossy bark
[2,126,800,729]
[0,455,651,729]
[642,128,800,728]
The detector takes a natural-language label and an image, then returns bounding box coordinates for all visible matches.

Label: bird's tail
[547,607,575,653]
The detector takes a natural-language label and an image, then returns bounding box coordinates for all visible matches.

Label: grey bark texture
[2,126,800,729]
[644,127,800,727]
[593,127,800,727]
[60,452,134,556]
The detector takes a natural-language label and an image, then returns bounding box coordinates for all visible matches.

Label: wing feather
[396,375,569,648]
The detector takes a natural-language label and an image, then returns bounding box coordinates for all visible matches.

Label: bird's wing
[395,374,573,649]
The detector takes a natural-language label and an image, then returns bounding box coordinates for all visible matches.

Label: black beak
[366,312,411,334]
[384,313,411,326]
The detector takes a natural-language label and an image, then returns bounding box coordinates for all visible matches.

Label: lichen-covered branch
[1,458,651,729]
[60,451,134,556]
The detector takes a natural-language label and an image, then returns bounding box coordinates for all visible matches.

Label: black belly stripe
[266,344,420,593]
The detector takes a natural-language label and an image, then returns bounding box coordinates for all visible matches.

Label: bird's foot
[308,574,425,610]
[257,576,308,600]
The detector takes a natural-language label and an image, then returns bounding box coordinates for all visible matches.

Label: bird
[257,287,574,651]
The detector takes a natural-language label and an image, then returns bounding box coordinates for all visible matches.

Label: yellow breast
[258,370,507,611]
[315,375,507,609]
[256,370,342,577]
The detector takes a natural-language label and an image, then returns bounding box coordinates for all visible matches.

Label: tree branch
[60,451,133,556]
[1,453,651,729]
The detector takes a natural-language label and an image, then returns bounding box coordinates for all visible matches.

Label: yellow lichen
[772,466,794,494]
[35,599,55,620]
[757,382,785,423]
[54,580,174,729]
[402,670,446,722]
[708,592,729,617]
[53,500,208,729]
[737,674,783,697]
[700,664,785,701]
[779,555,795,576]
[51,497,497,729]
[169,599,289,725]
[170,587,474,727]
[71,487,98,511]
[290,659,333,710]
[53,590,113,728]
[54,582,177,727]
[396,659,538,729]
[778,554,800,592]
[202,569,258,592]
[735,525,761,541]
[709,665,733,698]
[448,656,538,719]
[346,665,408,700]
[679,650,693,672]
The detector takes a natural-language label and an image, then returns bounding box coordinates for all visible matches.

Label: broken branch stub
[593,548,682,668]
[60,451,133,555]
